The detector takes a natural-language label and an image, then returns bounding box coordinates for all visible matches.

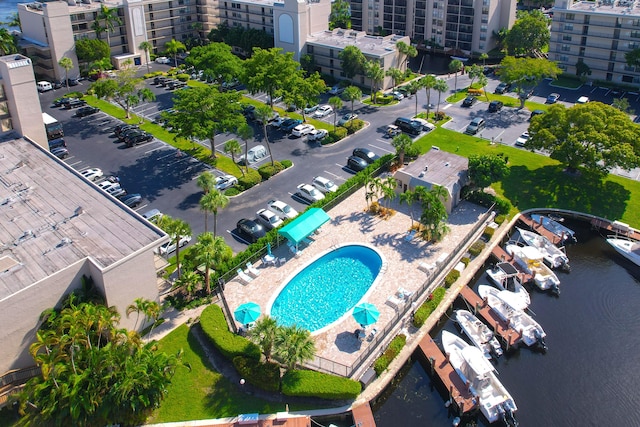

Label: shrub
[494,214,506,225]
[281,159,293,169]
[434,111,446,121]
[468,240,486,257]
[176,73,190,82]
[444,269,460,288]
[373,334,407,375]
[343,119,365,135]
[237,170,262,190]
[461,257,470,266]
[258,161,284,180]
[224,187,240,197]
[282,370,361,399]
[233,356,280,392]
[405,144,420,160]
[465,190,512,214]
[483,226,496,240]
[199,305,261,361]
[323,127,348,144]
[413,287,446,327]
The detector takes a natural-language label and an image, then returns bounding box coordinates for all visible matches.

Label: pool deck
[223,187,489,371]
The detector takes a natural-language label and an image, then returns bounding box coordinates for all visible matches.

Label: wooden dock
[459,286,522,349]
[416,333,478,414]
[590,217,640,241]
[518,215,565,246]
[490,246,534,283]
[351,402,376,427]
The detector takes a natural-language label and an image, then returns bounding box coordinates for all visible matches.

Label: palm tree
[197,171,216,194]
[158,216,192,278]
[58,57,73,93]
[420,74,437,119]
[194,233,232,294]
[143,300,161,338]
[478,74,490,101]
[433,79,449,114]
[406,79,422,116]
[479,52,489,66]
[91,20,106,41]
[399,189,417,227]
[139,41,153,74]
[328,96,342,131]
[97,5,122,48]
[274,325,316,371]
[449,59,463,91]
[365,60,385,104]
[165,39,186,67]
[248,316,279,362]
[2,12,21,31]
[396,41,417,69]
[173,270,201,297]
[342,86,362,116]
[254,105,276,167]
[392,133,413,166]
[126,298,149,331]
[224,139,244,176]
[380,175,397,210]
[385,67,403,92]
[200,189,229,236]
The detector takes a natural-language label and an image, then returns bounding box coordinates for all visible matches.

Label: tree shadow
[503,165,630,219]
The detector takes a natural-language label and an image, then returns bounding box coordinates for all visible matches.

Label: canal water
[372,223,640,426]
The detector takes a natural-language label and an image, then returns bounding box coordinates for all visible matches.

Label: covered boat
[516,227,570,271]
[506,244,561,294]
[484,262,530,310]
[455,309,503,360]
[606,237,640,267]
[530,214,576,244]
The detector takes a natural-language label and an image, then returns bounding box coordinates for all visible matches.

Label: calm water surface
[373,226,640,426]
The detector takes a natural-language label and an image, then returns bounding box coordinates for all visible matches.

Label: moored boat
[516,227,570,271]
[530,214,577,244]
[606,237,640,267]
[441,331,518,426]
[506,244,561,294]
[485,262,530,310]
[455,309,503,360]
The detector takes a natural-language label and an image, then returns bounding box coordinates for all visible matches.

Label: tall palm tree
[196,171,216,194]
[479,52,489,66]
[200,189,229,236]
[448,59,463,91]
[433,79,449,114]
[365,60,385,104]
[58,57,73,93]
[396,41,417,69]
[342,85,362,116]
[328,96,342,131]
[194,233,232,294]
[275,325,316,371]
[253,106,275,167]
[399,188,417,227]
[165,38,186,67]
[173,270,201,297]
[478,74,490,101]
[143,300,161,338]
[420,74,437,119]
[385,67,403,91]
[224,139,245,176]
[391,133,413,166]
[139,41,153,74]
[248,316,279,362]
[406,79,422,116]
[380,175,397,209]
[158,216,192,278]
[97,5,122,48]
[126,297,149,331]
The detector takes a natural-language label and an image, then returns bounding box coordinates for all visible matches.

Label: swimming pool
[268,244,384,333]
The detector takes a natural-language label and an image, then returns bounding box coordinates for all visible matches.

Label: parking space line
[135,204,148,211]
[324,170,343,179]
[443,104,452,110]
[145,145,167,155]
[68,160,82,167]
[369,143,394,153]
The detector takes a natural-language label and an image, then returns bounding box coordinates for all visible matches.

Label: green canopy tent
[278,208,330,249]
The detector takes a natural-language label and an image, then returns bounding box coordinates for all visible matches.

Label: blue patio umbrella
[234,302,261,326]
[266,242,272,256]
[352,303,379,328]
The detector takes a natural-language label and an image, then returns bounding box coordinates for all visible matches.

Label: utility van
[37,81,53,92]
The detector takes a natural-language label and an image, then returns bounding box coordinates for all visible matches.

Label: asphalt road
[37,67,640,253]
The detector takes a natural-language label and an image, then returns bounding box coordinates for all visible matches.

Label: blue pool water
[269,245,383,332]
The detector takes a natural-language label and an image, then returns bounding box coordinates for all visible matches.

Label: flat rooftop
[307,29,405,57]
[561,0,640,16]
[0,138,165,301]
[401,149,468,190]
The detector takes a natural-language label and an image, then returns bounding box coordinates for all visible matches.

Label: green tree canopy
[498,56,561,107]
[208,22,273,53]
[329,0,351,30]
[165,38,186,67]
[75,38,110,63]
[90,65,155,118]
[186,42,243,88]
[0,28,17,55]
[625,48,640,68]
[338,45,366,79]
[527,102,640,175]
[242,47,302,108]
[283,72,327,120]
[505,10,551,56]
[468,153,510,189]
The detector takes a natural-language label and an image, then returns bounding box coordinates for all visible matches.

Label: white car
[267,199,299,219]
[155,56,170,64]
[515,132,530,147]
[98,180,120,192]
[411,118,436,132]
[389,91,404,100]
[312,176,339,193]
[256,208,284,230]
[157,235,192,255]
[81,167,103,181]
[328,85,345,95]
[314,105,333,118]
[215,174,238,191]
[269,115,286,128]
[308,129,328,142]
[292,123,315,137]
[296,183,325,204]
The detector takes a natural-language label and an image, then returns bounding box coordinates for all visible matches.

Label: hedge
[258,161,284,180]
[342,119,365,135]
[373,334,407,375]
[233,356,281,392]
[281,370,361,399]
[237,169,262,191]
[444,269,460,288]
[199,305,261,361]
[468,240,486,257]
[176,73,190,82]
[465,190,512,214]
[412,287,446,328]
[281,159,293,168]
[323,127,348,145]
[483,226,496,240]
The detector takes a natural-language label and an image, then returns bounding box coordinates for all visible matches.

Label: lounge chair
[236,268,253,284]
[418,262,435,273]
[404,230,417,242]
[397,287,414,299]
[368,328,378,342]
[277,257,287,266]
[386,294,404,309]
[245,262,260,277]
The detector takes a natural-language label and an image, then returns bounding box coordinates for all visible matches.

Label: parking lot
[38,68,640,253]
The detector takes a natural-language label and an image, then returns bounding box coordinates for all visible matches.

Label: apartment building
[350,0,516,55]
[549,0,640,85]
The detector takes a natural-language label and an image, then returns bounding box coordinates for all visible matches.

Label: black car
[67,78,79,87]
[352,148,380,164]
[494,82,512,94]
[125,132,154,147]
[153,76,168,85]
[64,99,87,109]
[119,193,142,208]
[462,96,477,107]
[50,147,69,159]
[488,100,504,113]
[118,128,143,141]
[346,155,368,172]
[114,124,137,137]
[75,106,99,117]
[52,97,67,107]
[236,219,266,243]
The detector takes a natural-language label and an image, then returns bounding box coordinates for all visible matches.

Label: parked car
[530,109,545,120]
[155,56,170,64]
[281,118,303,133]
[59,97,79,108]
[296,183,325,204]
[312,176,339,194]
[64,99,87,109]
[488,100,504,112]
[119,128,144,141]
[338,113,358,126]
[80,167,103,181]
[292,123,315,137]
[237,145,268,165]
[308,129,328,142]
[266,199,299,219]
[215,174,238,191]
[328,85,345,95]
[465,117,486,135]
[114,124,137,137]
[119,193,142,208]
[125,132,154,147]
[389,91,404,101]
[515,131,530,147]
[236,219,266,243]
[546,93,560,104]
[98,177,120,191]
[352,148,380,164]
[411,118,436,132]
[50,147,69,159]
[462,96,477,107]
[385,124,401,138]
[577,96,590,104]
[394,117,422,135]
[67,78,79,87]
[158,235,192,255]
[256,208,283,230]
[303,104,319,115]
[314,105,333,118]
[494,82,512,94]
[142,208,163,223]
[346,155,368,172]
[75,106,99,117]
[269,115,287,128]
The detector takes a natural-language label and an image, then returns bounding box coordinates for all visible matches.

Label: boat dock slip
[351,402,376,427]
[417,333,478,414]
[518,215,564,245]
[459,286,522,348]
[490,246,534,283]
[591,217,640,241]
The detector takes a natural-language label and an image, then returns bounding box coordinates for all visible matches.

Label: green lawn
[415,128,640,226]
[445,88,549,111]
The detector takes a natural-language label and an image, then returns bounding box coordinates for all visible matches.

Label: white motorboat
[478,284,529,313]
[485,262,531,309]
[455,309,503,360]
[506,244,561,294]
[530,214,577,244]
[606,237,640,267]
[441,331,518,426]
[479,285,547,349]
[516,227,570,271]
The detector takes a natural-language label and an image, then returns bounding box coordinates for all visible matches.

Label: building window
[0,118,12,133]
[631,31,640,38]
[561,44,571,52]
[630,42,640,49]
[564,24,573,31]
[480,25,487,32]
[148,4,152,11]
[632,19,640,27]
[559,55,568,61]
[563,34,572,41]
[479,34,486,41]
[565,13,575,20]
